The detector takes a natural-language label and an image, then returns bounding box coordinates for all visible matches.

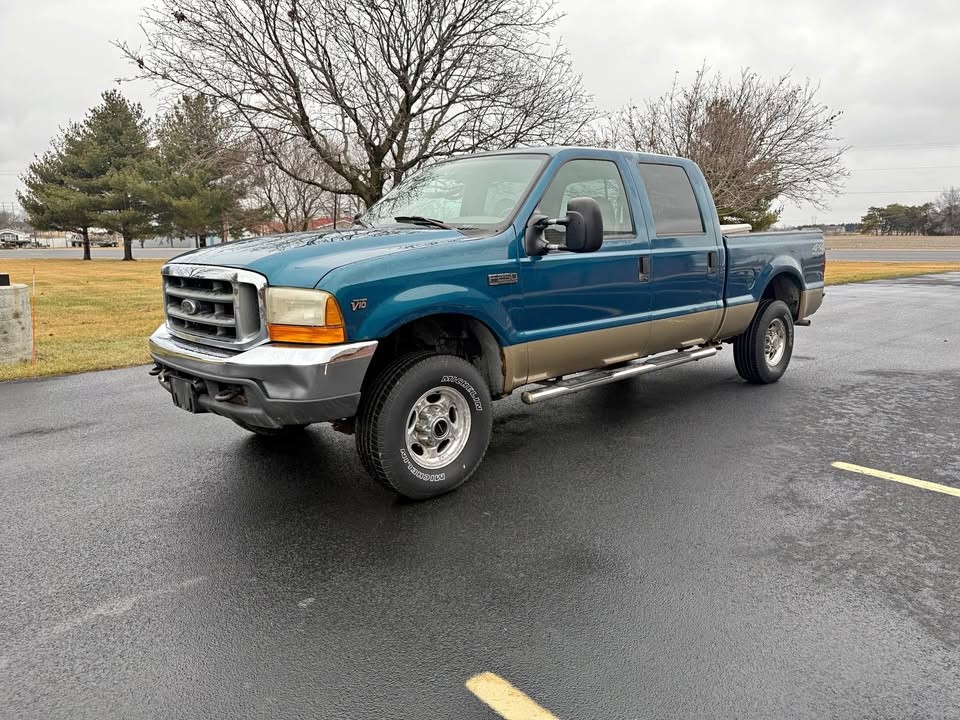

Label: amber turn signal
[268,323,346,344]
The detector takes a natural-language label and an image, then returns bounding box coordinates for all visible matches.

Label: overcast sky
[1,0,958,226]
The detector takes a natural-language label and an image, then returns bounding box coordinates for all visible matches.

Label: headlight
[265,287,346,344]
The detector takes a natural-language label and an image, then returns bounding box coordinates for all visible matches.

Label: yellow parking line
[465,672,559,720]
[832,461,960,497]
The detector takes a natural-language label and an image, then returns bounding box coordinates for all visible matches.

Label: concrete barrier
[0,284,32,365]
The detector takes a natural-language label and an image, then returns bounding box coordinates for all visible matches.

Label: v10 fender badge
[350,298,367,311]
[488,272,518,286]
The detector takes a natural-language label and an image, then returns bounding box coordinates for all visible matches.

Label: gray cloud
[556,0,960,224]
[2,0,958,225]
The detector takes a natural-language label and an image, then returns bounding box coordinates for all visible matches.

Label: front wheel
[733,300,795,384]
[356,353,493,499]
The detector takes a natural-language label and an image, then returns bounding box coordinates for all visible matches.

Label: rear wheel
[356,352,492,499]
[733,300,794,384]
[233,420,310,436]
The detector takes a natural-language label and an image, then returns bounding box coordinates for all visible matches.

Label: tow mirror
[524,196,604,256]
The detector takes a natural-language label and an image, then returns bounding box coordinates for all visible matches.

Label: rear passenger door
[634,162,723,352]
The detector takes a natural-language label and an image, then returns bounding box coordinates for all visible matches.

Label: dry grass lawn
[0,259,164,382]
[1,257,959,382]
[825,260,960,285]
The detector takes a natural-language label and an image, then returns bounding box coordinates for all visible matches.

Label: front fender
[353,283,514,343]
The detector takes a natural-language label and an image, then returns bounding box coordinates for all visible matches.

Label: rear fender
[755,258,804,302]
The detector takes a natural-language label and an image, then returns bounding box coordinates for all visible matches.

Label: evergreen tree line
[859,189,960,236]
[18,91,332,260]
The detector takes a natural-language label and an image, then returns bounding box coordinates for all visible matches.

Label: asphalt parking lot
[2,274,959,719]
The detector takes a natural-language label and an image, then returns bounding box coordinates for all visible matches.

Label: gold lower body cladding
[502,304,758,393]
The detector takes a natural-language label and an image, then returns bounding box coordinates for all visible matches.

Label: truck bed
[722,230,826,306]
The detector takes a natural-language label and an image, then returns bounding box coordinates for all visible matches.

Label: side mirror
[524,196,604,256]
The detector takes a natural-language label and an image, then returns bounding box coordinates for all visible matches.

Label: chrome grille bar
[165,305,237,327]
[164,285,234,304]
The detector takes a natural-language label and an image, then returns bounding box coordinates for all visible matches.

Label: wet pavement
[2,274,959,719]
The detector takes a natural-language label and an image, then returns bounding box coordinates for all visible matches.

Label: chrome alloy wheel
[404,386,472,469]
[764,318,787,366]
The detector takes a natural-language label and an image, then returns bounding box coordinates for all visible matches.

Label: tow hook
[148,365,163,376]
[214,387,242,403]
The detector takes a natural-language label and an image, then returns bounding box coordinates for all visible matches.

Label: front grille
[162,265,266,349]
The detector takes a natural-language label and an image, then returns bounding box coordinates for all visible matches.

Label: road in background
[2,275,960,718]
[0,247,187,260]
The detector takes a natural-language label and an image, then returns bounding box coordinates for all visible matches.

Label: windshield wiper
[394,215,455,230]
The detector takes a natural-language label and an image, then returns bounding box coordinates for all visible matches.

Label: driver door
[516,156,652,382]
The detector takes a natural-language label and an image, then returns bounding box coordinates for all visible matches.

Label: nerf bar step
[520,346,719,404]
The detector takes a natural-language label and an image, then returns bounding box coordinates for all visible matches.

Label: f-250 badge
[351,298,368,311]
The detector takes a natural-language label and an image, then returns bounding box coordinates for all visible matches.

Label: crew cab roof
[464,146,700,171]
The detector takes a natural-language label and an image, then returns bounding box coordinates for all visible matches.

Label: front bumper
[148,325,377,428]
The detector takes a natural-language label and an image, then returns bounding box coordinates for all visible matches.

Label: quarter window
[636,163,705,236]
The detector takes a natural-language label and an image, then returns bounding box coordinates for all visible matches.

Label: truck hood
[167,227,467,287]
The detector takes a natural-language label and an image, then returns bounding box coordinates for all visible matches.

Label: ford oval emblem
[180,299,201,315]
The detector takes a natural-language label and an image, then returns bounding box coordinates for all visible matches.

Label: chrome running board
[520,346,720,404]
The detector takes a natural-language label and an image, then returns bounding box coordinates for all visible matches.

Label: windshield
[361,154,547,230]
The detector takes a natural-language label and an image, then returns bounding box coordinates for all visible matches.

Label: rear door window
[636,163,705,236]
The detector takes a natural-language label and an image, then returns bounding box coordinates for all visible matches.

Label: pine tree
[157,94,251,247]
[83,91,164,261]
[18,123,99,260]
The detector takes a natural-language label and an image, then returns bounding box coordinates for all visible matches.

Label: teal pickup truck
[149,147,825,498]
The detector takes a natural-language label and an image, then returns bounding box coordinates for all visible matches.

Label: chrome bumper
[148,325,377,428]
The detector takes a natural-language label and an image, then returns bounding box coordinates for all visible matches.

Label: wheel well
[363,314,506,398]
[761,273,801,319]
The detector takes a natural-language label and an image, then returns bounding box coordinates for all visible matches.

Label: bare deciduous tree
[118,0,597,208]
[603,66,847,225]
[247,134,354,232]
[934,186,960,235]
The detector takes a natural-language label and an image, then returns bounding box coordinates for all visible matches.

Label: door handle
[707,251,718,273]
[638,255,651,282]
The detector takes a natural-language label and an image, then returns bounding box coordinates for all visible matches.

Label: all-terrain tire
[355,352,493,499]
[733,300,795,384]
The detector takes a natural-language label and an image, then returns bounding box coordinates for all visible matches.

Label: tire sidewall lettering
[400,448,445,483]
[441,375,483,412]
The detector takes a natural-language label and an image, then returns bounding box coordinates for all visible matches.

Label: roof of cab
[467,145,695,168]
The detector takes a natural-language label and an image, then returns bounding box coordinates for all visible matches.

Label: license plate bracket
[170,376,201,413]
